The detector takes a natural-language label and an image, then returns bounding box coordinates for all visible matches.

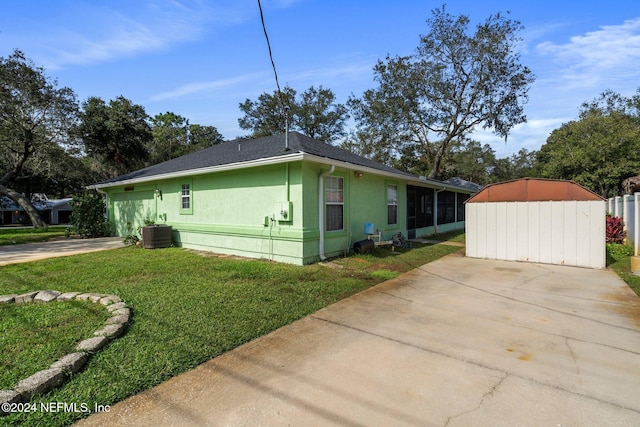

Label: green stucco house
[90,132,474,264]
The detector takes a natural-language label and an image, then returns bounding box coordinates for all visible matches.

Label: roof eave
[300,153,474,193]
[87,152,306,189]
[88,151,473,194]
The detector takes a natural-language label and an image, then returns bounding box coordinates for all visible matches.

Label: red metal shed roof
[466,178,604,203]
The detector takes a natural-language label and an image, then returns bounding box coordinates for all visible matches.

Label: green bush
[607,242,633,258]
[70,192,109,238]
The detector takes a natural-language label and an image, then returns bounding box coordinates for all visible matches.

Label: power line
[257,0,287,124]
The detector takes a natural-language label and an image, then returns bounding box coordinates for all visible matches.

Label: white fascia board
[299,153,414,181]
[87,152,305,189]
[406,177,475,194]
[87,150,472,194]
[300,153,474,193]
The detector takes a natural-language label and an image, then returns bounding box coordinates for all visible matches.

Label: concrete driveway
[77,252,640,426]
[0,237,123,266]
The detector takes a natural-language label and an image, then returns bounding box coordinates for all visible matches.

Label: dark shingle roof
[94,132,413,186]
[443,177,483,193]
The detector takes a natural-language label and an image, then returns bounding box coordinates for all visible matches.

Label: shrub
[606,242,633,258]
[606,215,626,244]
[70,192,109,238]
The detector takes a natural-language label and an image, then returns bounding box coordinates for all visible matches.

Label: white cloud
[285,62,374,87]
[50,19,171,67]
[535,18,640,89]
[149,72,267,102]
[30,1,248,70]
[472,118,567,158]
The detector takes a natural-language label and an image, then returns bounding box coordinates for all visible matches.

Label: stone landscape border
[0,290,130,414]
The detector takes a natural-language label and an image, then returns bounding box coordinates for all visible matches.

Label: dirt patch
[600,291,640,328]
[186,249,253,261]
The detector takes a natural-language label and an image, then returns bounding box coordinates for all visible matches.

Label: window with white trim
[181,184,191,210]
[387,184,398,225]
[325,176,343,231]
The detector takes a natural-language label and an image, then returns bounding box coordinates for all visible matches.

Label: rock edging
[0,290,130,415]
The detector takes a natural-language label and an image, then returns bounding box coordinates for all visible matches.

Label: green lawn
[0,227,70,246]
[0,301,110,389]
[0,235,463,426]
[606,243,640,296]
[423,230,466,243]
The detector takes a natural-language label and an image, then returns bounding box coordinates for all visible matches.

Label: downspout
[285,163,290,201]
[434,186,446,234]
[318,165,335,260]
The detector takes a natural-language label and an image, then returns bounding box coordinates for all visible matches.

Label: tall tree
[441,140,498,186]
[295,86,349,142]
[75,96,152,179]
[349,5,534,179]
[149,112,189,163]
[188,124,224,150]
[148,114,224,164]
[8,143,94,199]
[238,86,296,138]
[492,148,538,182]
[537,90,640,198]
[238,85,348,143]
[0,50,78,227]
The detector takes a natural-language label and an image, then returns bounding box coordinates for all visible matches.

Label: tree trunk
[428,141,450,180]
[0,184,47,228]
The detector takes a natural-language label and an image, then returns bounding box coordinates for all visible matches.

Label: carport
[465,178,606,268]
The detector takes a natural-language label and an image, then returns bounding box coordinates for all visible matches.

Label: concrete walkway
[0,237,123,266]
[76,253,640,426]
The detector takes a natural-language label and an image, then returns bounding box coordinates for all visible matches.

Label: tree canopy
[187,123,224,151]
[0,50,79,227]
[148,113,224,164]
[349,5,535,179]
[75,96,153,179]
[238,85,348,143]
[537,89,640,197]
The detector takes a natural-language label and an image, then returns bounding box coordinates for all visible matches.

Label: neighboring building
[444,177,483,193]
[89,132,475,264]
[0,195,73,225]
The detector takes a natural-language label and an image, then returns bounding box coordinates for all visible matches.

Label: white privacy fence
[607,194,640,256]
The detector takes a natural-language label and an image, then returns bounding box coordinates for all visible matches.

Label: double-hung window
[387,184,398,225]
[325,176,344,231]
[181,184,191,211]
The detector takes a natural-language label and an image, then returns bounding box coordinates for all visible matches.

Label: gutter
[318,165,335,261]
[87,151,473,195]
[87,152,305,190]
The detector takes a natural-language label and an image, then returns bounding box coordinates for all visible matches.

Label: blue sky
[1,0,639,158]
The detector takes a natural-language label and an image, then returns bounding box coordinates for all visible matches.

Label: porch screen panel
[457,193,469,221]
[407,185,433,229]
[437,191,456,224]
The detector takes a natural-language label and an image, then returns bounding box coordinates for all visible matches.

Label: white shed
[465,178,606,269]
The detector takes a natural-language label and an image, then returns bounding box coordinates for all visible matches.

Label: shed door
[112,191,155,237]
